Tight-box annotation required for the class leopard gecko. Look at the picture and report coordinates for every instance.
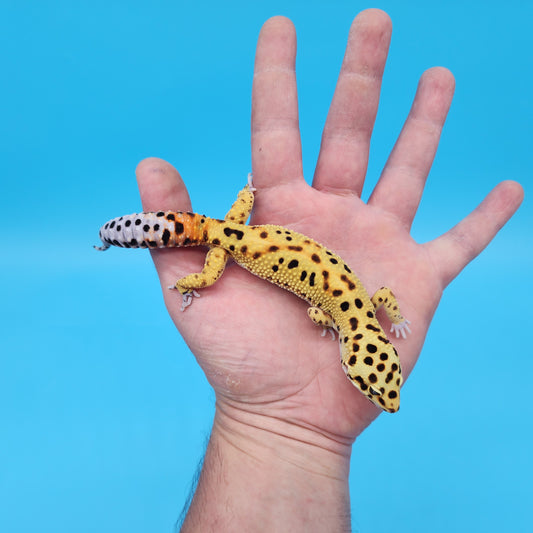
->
[95,178,411,412]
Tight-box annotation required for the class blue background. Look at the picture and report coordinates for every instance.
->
[1,1,531,532]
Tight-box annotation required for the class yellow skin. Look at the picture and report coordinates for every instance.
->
[98,183,411,411]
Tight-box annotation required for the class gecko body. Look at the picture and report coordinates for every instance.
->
[96,181,410,412]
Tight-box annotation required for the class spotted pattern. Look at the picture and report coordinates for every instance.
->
[96,183,410,412]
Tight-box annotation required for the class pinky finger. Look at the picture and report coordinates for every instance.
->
[425,180,524,287]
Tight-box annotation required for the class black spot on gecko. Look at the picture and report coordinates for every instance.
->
[332,290,343,297]
[385,372,393,384]
[366,324,381,332]
[349,317,358,331]
[364,356,374,365]
[153,224,160,231]
[355,377,368,391]
[369,373,378,384]
[309,273,316,286]
[269,245,279,252]
[229,245,235,251]
[272,265,279,272]
[366,344,377,353]
[378,336,389,344]
[348,355,357,365]
[388,391,398,399]
[148,240,157,247]
[322,270,329,278]
[156,211,165,217]
[175,222,184,234]
[311,254,321,263]
[116,225,121,231]
[161,229,171,246]
[380,353,388,361]
[376,363,386,372]
[278,257,284,264]
[241,245,248,253]
[285,236,293,241]
[341,275,356,290]
[166,213,175,221]
[288,260,299,269]
[367,311,374,318]
[130,239,138,246]
[340,302,350,311]
[354,333,363,340]
[343,264,352,274]
[300,271,307,281]
[260,231,268,238]
[109,221,116,229]
[125,220,131,227]
[329,258,338,265]
[253,252,261,259]
[288,245,303,251]
[352,343,360,352]
[391,363,399,371]
[135,219,142,226]
[143,224,150,232]
[354,298,363,309]
[223,227,244,240]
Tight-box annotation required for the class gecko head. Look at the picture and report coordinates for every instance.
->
[342,342,403,413]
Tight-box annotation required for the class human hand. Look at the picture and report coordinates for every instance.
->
[135,11,523,446]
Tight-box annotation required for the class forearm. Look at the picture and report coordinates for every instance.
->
[181,402,353,532]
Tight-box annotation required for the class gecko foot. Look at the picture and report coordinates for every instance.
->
[179,290,201,311]
[321,327,336,340]
[247,172,257,192]
[390,319,412,339]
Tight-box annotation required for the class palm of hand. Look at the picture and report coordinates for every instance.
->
[135,12,522,441]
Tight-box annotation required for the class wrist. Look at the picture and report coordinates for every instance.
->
[181,401,353,532]
[215,399,353,475]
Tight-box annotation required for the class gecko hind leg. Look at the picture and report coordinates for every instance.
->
[307,306,336,340]
[224,179,255,223]
[170,179,255,311]
[371,287,411,339]
[170,247,230,311]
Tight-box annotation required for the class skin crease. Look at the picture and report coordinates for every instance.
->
[132,10,523,531]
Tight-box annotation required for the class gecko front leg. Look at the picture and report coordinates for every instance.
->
[371,287,411,338]
[307,306,336,340]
